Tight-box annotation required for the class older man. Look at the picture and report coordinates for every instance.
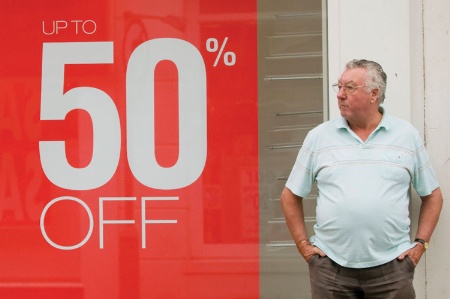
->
[281,59,443,299]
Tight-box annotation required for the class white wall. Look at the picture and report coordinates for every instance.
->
[327,1,449,297]
[422,0,450,297]
[327,0,414,121]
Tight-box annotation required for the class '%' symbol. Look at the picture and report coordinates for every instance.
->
[206,37,236,67]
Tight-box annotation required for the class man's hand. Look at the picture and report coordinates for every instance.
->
[297,240,327,262]
[397,243,426,266]
[398,187,443,267]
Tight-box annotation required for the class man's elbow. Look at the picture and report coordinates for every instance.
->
[422,187,443,209]
[280,187,302,204]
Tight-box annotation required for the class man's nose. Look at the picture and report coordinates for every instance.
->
[337,88,346,99]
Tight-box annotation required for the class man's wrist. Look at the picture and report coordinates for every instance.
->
[414,238,429,250]
[297,239,310,249]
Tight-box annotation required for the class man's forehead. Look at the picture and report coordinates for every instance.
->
[339,68,366,83]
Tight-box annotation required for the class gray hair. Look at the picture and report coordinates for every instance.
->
[345,59,387,103]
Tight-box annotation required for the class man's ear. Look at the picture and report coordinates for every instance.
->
[371,88,379,103]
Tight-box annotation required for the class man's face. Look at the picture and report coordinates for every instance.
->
[337,68,376,123]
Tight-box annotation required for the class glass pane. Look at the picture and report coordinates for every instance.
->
[258,0,327,298]
[0,0,326,298]
[1,1,259,298]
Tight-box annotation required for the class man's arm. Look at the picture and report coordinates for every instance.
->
[398,187,443,265]
[280,187,325,261]
[416,187,443,244]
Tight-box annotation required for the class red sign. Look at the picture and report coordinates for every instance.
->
[0,1,259,298]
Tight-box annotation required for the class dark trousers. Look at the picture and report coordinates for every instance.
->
[308,256,415,299]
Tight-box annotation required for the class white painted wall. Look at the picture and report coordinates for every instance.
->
[422,0,450,297]
[327,1,449,297]
[327,0,414,121]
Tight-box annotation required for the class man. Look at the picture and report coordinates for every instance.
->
[281,59,443,299]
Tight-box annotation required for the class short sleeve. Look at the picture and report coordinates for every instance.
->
[411,134,440,196]
[285,131,316,198]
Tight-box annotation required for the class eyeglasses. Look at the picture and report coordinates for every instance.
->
[332,83,366,95]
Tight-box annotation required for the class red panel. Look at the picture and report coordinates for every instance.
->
[0,0,259,298]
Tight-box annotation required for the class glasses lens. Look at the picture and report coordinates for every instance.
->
[345,85,360,94]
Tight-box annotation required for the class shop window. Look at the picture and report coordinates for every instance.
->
[258,1,328,298]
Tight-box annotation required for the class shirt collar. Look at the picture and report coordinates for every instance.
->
[335,106,390,131]
[377,106,390,130]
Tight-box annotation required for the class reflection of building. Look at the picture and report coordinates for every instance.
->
[258,1,325,298]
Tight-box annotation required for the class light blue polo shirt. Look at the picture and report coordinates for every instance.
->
[286,108,439,268]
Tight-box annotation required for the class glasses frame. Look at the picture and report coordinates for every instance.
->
[332,83,367,95]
